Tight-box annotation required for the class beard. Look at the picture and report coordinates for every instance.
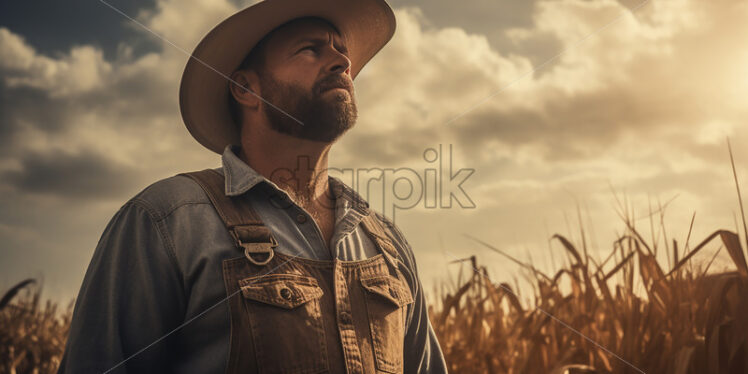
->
[259,73,357,142]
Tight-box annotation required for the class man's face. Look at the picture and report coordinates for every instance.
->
[253,18,357,143]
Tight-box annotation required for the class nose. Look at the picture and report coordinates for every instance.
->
[327,46,351,76]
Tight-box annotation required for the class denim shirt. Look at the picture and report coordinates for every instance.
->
[58,145,448,373]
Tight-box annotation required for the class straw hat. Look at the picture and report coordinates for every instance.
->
[179,0,396,154]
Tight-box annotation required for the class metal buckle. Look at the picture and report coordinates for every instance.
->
[240,236,278,266]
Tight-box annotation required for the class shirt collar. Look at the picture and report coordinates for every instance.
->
[221,144,267,196]
[220,144,370,217]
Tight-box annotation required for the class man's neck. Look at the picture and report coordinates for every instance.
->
[238,129,334,210]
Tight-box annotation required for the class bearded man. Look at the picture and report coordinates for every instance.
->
[58,0,448,373]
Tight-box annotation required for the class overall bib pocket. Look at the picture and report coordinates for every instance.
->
[239,273,328,374]
[360,274,414,374]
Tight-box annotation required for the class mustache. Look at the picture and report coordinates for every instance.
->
[316,74,354,95]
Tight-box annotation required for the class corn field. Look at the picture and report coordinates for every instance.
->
[0,280,72,373]
[3,218,748,373]
[429,215,748,374]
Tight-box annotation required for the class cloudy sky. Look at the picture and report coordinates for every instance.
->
[2,0,748,305]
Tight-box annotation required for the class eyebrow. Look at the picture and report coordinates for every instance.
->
[293,36,348,55]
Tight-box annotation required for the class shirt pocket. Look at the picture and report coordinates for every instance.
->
[360,274,415,374]
[239,273,328,374]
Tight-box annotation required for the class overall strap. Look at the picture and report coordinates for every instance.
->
[179,169,277,266]
[359,211,403,275]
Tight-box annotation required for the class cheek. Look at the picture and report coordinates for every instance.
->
[285,77,317,97]
[275,62,319,86]
[300,72,324,94]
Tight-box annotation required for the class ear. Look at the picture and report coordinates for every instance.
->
[229,69,261,110]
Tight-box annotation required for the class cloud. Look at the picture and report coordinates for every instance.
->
[1,149,139,199]
[1,0,748,301]
[0,28,112,96]
[389,0,553,66]
[141,0,238,49]
[0,0,160,60]
[0,2,223,179]
[341,0,748,170]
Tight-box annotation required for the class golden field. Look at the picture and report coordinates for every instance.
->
[3,195,748,373]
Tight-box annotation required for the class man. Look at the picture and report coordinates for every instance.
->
[59,0,449,373]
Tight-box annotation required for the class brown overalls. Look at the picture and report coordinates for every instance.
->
[182,170,415,374]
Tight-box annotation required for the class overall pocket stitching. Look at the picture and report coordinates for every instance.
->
[240,274,329,374]
[360,274,415,373]
[360,275,414,307]
[241,276,323,309]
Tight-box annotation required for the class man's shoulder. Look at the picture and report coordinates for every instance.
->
[369,210,414,256]
[367,210,422,293]
[126,168,221,221]
[370,210,398,235]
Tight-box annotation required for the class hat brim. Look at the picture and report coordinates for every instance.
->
[179,0,396,154]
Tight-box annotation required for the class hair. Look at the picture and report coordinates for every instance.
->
[227,33,272,130]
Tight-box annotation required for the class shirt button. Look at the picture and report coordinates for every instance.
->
[296,213,307,224]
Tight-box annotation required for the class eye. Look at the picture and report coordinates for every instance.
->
[297,45,317,54]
